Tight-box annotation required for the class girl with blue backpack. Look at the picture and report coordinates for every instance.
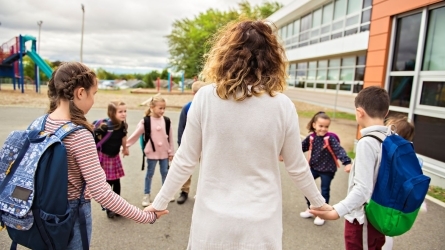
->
[93,101,129,219]
[21,62,167,249]
[300,111,352,226]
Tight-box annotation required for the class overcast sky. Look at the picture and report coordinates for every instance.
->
[0,0,292,74]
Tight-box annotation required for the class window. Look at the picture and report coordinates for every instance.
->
[422,6,445,71]
[363,0,373,8]
[361,9,371,23]
[340,68,354,81]
[301,14,312,32]
[357,55,366,66]
[322,3,334,24]
[293,20,300,36]
[328,69,340,80]
[296,62,307,88]
[355,67,365,81]
[388,76,413,108]
[287,23,294,38]
[289,55,364,93]
[334,0,347,20]
[312,8,322,27]
[347,0,361,14]
[413,115,445,162]
[280,0,373,49]
[385,5,445,171]
[420,81,445,107]
[392,13,422,71]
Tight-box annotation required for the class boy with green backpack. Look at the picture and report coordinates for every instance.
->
[310,86,430,249]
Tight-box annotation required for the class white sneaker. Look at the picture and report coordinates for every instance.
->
[142,194,151,207]
[170,197,175,202]
[314,216,325,226]
[300,209,314,218]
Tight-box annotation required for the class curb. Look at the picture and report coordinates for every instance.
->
[425,195,445,208]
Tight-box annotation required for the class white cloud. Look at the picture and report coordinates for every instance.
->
[0,0,293,74]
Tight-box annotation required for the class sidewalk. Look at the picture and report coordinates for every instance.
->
[284,87,357,114]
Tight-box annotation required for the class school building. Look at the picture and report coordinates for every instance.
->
[269,0,445,187]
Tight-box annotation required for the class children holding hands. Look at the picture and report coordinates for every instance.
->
[310,86,391,249]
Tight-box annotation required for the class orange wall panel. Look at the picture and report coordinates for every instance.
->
[368,33,390,52]
[369,17,391,36]
[366,50,387,67]
[364,66,386,83]
[372,0,442,20]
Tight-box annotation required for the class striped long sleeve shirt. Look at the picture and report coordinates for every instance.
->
[44,117,156,224]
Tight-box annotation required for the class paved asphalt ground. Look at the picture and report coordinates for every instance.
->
[0,107,444,250]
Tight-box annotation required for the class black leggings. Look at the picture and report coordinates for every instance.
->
[106,179,121,196]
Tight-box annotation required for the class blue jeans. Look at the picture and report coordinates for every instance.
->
[145,158,169,194]
[66,200,92,250]
[305,168,335,207]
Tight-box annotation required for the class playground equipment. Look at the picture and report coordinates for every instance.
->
[0,35,53,93]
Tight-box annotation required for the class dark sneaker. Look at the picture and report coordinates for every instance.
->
[176,191,188,205]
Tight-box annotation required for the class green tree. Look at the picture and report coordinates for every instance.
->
[23,56,53,83]
[166,1,282,78]
[96,68,117,80]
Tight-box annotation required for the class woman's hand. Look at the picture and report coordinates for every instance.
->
[309,209,340,220]
[144,205,169,219]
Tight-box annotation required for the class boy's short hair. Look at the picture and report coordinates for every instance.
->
[355,86,389,119]
[192,81,205,93]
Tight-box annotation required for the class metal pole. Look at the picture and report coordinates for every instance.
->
[37,21,42,53]
[333,82,341,120]
[37,21,42,93]
[80,4,85,63]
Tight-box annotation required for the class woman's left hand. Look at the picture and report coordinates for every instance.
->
[144,205,169,219]
[309,209,340,220]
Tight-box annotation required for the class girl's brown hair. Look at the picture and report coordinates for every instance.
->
[385,116,415,141]
[201,19,287,101]
[47,62,97,132]
[107,101,128,131]
[306,111,331,133]
[144,93,166,116]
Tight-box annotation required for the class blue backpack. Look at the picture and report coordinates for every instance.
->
[363,131,431,236]
[0,115,89,250]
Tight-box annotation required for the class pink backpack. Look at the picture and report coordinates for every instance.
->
[307,132,340,168]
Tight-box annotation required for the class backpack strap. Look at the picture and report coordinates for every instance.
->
[323,135,341,168]
[164,116,171,143]
[28,114,49,131]
[307,134,315,164]
[362,131,386,143]
[54,122,85,141]
[95,119,114,150]
[141,116,154,171]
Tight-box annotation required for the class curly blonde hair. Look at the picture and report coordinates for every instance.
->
[201,19,287,101]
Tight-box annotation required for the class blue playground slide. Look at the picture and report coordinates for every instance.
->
[26,50,52,78]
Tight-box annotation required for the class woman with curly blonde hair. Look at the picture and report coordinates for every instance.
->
[147,20,330,249]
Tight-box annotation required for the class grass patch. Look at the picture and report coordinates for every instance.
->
[428,186,445,203]
[347,151,356,159]
[297,110,356,121]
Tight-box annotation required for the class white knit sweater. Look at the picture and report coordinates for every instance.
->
[152,84,325,250]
